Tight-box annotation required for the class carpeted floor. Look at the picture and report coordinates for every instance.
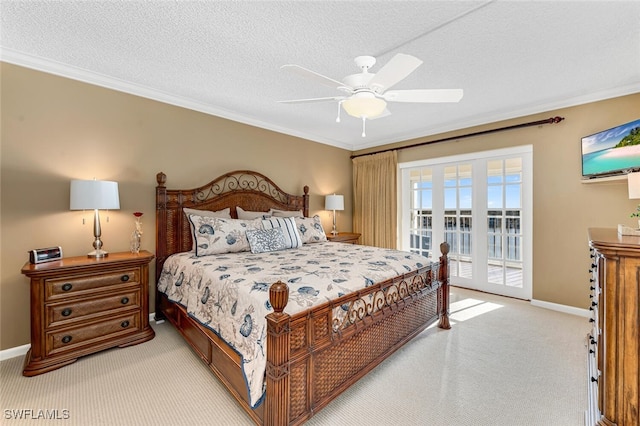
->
[0,288,590,425]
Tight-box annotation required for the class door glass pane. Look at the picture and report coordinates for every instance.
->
[442,164,473,280]
[487,158,523,288]
[409,168,432,258]
[505,185,521,208]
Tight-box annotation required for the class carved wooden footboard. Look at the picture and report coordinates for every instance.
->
[265,248,450,425]
[155,171,450,426]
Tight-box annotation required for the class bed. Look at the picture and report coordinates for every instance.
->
[154,170,450,426]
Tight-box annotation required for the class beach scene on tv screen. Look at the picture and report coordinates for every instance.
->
[582,118,640,176]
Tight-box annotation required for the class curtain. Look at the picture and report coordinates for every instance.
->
[352,151,397,248]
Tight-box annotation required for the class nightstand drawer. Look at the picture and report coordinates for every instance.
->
[326,232,361,244]
[46,312,141,357]
[46,269,140,300]
[46,289,140,328]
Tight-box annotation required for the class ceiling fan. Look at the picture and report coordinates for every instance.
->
[278,53,463,137]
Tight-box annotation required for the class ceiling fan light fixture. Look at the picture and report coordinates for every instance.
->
[341,96,387,119]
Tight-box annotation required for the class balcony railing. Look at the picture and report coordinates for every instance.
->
[410,209,521,261]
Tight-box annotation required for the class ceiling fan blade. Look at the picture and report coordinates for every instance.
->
[281,64,346,90]
[383,89,464,103]
[278,96,345,104]
[368,53,423,93]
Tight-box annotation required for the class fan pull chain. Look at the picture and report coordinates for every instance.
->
[361,116,367,137]
[336,101,342,123]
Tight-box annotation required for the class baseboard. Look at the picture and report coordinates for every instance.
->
[0,313,161,361]
[531,299,590,318]
[0,344,30,361]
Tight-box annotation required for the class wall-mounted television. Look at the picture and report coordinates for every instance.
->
[581,118,640,179]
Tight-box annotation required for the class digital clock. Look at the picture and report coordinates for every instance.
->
[29,246,63,264]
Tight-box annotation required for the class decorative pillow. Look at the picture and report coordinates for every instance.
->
[236,206,270,220]
[269,208,304,218]
[262,217,303,249]
[295,215,328,244]
[188,215,262,256]
[184,207,232,251]
[246,228,287,254]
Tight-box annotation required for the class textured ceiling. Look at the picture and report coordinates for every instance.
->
[1,1,639,151]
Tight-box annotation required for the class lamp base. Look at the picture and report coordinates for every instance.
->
[87,249,109,258]
[331,229,338,235]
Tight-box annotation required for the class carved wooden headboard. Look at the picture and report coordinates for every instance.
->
[155,170,310,282]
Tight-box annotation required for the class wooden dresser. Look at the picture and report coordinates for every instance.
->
[587,228,639,426]
[21,251,155,376]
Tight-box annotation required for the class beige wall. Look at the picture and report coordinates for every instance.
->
[0,63,353,350]
[354,92,640,309]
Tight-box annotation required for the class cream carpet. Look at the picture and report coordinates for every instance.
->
[0,288,590,425]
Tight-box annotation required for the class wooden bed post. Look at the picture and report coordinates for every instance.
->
[264,281,291,426]
[155,172,168,322]
[438,241,451,329]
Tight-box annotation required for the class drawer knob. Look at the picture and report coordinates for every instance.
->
[61,308,72,317]
[121,320,130,328]
[121,297,129,305]
[121,275,130,282]
[591,376,598,383]
[61,335,72,344]
[62,283,73,291]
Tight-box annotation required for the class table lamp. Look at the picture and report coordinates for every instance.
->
[325,194,344,235]
[70,179,120,257]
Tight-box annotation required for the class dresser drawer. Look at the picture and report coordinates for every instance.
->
[46,312,141,357]
[46,269,140,301]
[46,289,140,328]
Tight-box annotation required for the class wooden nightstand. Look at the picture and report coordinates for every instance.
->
[326,232,361,244]
[21,251,155,376]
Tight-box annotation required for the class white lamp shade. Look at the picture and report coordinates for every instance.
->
[342,96,387,119]
[70,180,120,210]
[629,172,640,199]
[325,194,344,211]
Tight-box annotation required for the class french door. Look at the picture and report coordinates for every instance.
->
[400,146,532,300]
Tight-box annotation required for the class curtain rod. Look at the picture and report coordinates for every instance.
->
[350,116,565,159]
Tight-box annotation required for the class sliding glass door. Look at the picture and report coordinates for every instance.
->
[400,146,532,300]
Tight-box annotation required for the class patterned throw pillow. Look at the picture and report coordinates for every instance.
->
[184,207,232,251]
[262,217,303,249]
[246,228,287,254]
[295,215,328,244]
[188,215,262,256]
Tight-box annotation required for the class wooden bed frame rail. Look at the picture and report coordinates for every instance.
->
[155,171,450,426]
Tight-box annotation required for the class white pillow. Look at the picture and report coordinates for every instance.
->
[269,208,304,218]
[262,217,303,249]
[295,215,328,244]
[236,206,270,220]
[184,207,231,219]
[188,215,262,256]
